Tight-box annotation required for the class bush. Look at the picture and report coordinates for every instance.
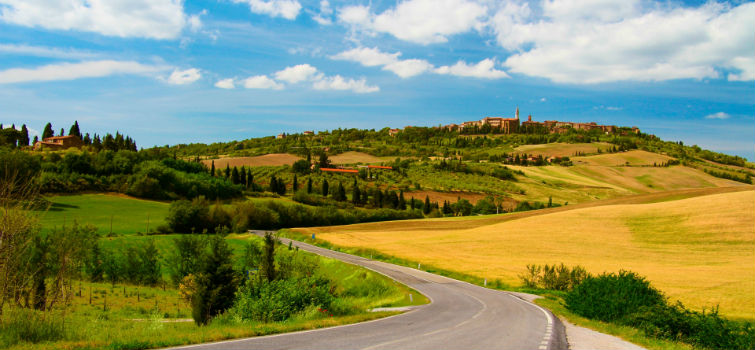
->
[231,276,334,322]
[166,198,211,233]
[626,302,755,350]
[565,270,665,322]
[519,263,589,291]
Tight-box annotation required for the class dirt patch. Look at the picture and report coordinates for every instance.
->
[201,153,302,168]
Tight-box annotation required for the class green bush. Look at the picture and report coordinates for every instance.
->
[520,263,589,291]
[626,303,755,350]
[0,309,68,347]
[565,270,665,322]
[231,276,335,322]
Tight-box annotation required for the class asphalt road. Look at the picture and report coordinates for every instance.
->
[170,231,567,350]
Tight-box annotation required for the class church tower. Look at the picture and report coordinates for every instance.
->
[515,107,519,120]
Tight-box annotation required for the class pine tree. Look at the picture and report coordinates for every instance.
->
[292,175,298,192]
[224,164,230,179]
[42,122,54,139]
[83,133,92,145]
[423,195,431,215]
[59,128,65,136]
[68,120,81,138]
[321,179,329,197]
[19,124,29,146]
[210,160,216,177]
[32,135,38,144]
[307,177,313,193]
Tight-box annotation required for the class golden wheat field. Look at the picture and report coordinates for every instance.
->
[299,190,755,320]
[329,151,388,164]
[572,150,675,167]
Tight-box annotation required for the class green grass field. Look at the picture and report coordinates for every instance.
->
[36,194,169,235]
[2,234,427,350]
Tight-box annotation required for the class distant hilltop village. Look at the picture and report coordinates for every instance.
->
[435,107,639,135]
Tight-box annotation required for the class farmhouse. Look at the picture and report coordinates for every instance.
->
[33,135,83,150]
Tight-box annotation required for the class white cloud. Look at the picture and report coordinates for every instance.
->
[383,59,433,78]
[338,0,487,44]
[0,60,168,84]
[214,78,235,89]
[233,0,301,20]
[274,64,320,83]
[166,68,201,85]
[337,5,370,26]
[243,75,284,90]
[0,43,99,59]
[311,0,333,25]
[435,59,509,79]
[331,46,432,78]
[540,97,547,102]
[705,112,730,120]
[495,1,755,83]
[0,0,192,39]
[330,47,400,67]
[312,75,378,93]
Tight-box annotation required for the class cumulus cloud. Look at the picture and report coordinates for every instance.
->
[274,64,320,83]
[214,78,235,89]
[331,47,400,67]
[312,75,379,93]
[494,1,755,83]
[0,0,194,39]
[332,46,507,80]
[435,59,509,79]
[338,0,487,44]
[233,0,301,20]
[0,60,168,84]
[243,75,284,90]
[383,59,433,78]
[166,68,201,85]
[705,112,730,120]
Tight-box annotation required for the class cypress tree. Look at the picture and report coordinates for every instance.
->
[19,124,29,146]
[247,169,254,190]
[398,190,406,210]
[410,196,415,210]
[321,179,329,197]
[269,176,278,193]
[42,122,54,139]
[337,182,346,201]
[261,232,276,282]
[192,235,237,326]
[292,175,298,192]
[210,160,216,177]
[307,177,313,193]
[231,166,240,185]
[59,128,65,136]
[32,135,38,144]
[224,164,230,179]
[423,195,431,214]
[68,121,81,138]
[83,133,91,145]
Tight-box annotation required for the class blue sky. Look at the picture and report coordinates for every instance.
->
[0,0,753,160]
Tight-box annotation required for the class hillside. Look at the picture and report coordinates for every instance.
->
[296,187,755,320]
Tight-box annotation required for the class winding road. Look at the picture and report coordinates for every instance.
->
[170,232,568,350]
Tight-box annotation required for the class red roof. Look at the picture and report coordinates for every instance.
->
[367,165,393,169]
[321,168,359,173]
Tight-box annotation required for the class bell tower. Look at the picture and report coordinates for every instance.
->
[515,107,519,120]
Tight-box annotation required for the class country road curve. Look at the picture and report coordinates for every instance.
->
[168,231,568,350]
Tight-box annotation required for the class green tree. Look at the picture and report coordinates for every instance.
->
[231,166,240,185]
[19,124,29,146]
[423,195,431,214]
[167,235,207,286]
[139,239,161,286]
[318,152,331,168]
[68,121,81,138]
[210,160,215,177]
[85,242,104,282]
[398,190,406,210]
[192,235,238,325]
[321,179,329,197]
[260,232,276,282]
[42,122,54,139]
[307,177,313,193]
[292,175,298,192]
[336,182,346,201]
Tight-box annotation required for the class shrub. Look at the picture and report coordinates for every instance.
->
[565,270,665,322]
[519,263,589,291]
[231,276,334,322]
[626,302,755,350]
[166,197,211,233]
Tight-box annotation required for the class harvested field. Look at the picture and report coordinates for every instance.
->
[330,151,385,164]
[201,153,302,168]
[515,142,612,157]
[572,150,675,167]
[404,190,517,208]
[297,187,755,320]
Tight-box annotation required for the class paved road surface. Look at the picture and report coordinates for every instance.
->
[169,231,567,350]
